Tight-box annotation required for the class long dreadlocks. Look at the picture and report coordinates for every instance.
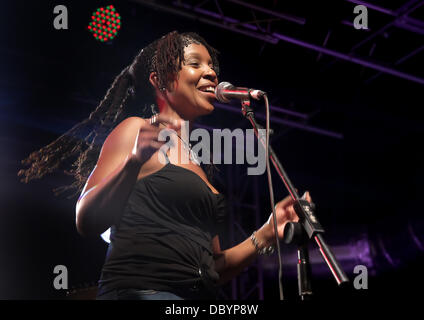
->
[18,31,220,199]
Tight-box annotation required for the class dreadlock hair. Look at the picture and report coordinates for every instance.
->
[18,31,220,199]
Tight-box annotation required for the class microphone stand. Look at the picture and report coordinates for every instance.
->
[283,218,313,300]
[240,98,349,299]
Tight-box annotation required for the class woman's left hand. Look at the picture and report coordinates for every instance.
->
[266,191,312,241]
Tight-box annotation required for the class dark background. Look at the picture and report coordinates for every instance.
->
[0,0,423,300]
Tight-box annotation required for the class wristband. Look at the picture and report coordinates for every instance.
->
[250,231,275,256]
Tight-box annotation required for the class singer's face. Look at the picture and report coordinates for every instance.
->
[166,43,218,120]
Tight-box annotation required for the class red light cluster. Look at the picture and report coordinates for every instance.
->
[87,5,121,42]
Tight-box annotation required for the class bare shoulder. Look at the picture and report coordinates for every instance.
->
[97,116,149,163]
[102,117,146,147]
[111,116,147,135]
[120,116,147,127]
[81,117,147,193]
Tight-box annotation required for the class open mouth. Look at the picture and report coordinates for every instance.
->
[197,85,216,96]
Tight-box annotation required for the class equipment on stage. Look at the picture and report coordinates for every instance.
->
[215,82,266,103]
[218,80,349,300]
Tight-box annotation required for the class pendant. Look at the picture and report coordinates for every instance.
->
[190,149,200,166]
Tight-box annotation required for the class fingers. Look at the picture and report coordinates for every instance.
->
[275,194,295,210]
[273,192,314,235]
[133,115,182,165]
[148,140,165,150]
[139,122,176,141]
[138,114,183,150]
[304,191,312,203]
[136,130,166,151]
[151,114,182,129]
[157,114,180,127]
[287,205,298,222]
[138,130,161,141]
[276,191,313,213]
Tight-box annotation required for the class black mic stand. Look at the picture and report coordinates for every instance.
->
[240,98,349,300]
[283,218,313,300]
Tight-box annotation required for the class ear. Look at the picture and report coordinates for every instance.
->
[149,72,168,102]
[149,72,160,90]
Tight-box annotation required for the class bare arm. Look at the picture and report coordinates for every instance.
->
[75,114,180,237]
[213,192,312,284]
[212,225,274,285]
[75,117,145,237]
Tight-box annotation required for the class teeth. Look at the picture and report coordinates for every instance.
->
[199,86,215,93]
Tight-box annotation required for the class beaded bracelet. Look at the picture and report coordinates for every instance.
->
[250,231,275,256]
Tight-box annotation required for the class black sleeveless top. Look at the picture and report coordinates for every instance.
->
[97,162,227,299]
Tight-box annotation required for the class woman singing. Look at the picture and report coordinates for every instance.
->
[18,31,311,300]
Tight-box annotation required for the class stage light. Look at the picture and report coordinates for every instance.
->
[87,5,121,43]
[101,228,111,244]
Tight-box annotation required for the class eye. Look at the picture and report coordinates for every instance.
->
[186,60,200,67]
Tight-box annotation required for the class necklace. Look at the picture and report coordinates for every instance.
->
[158,122,200,166]
[177,134,201,166]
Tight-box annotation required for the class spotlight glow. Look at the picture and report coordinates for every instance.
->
[101,228,111,243]
[87,5,121,42]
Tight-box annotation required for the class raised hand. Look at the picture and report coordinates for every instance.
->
[268,191,313,240]
[131,114,181,165]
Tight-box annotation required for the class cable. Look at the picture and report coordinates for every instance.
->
[263,94,284,300]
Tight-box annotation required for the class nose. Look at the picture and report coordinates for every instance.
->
[203,65,217,83]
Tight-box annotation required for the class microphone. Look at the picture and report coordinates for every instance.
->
[214,82,266,103]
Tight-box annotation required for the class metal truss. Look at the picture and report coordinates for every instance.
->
[344,0,424,83]
[213,102,343,140]
[132,0,424,85]
[218,160,265,300]
[71,93,343,140]
[347,0,424,35]
[70,93,343,300]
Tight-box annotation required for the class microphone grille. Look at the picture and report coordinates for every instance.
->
[215,82,232,103]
